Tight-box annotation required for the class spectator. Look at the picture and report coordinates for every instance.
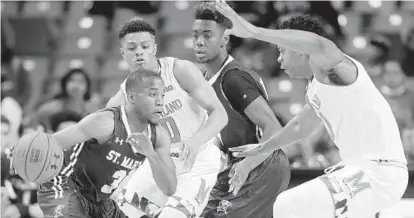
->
[0,73,23,148]
[366,35,391,81]
[26,68,100,131]
[1,115,12,152]
[401,27,414,77]
[49,110,82,132]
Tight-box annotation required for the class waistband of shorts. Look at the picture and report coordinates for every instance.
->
[370,159,407,169]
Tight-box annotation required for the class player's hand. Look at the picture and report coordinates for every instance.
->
[228,160,250,195]
[214,1,257,38]
[126,132,156,157]
[229,143,265,157]
[179,141,200,171]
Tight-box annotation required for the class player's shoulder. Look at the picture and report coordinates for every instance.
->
[222,67,261,86]
[88,107,117,123]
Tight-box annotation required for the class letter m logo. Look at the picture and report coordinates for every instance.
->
[344,171,371,196]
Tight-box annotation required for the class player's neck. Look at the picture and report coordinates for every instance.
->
[124,105,149,133]
[205,50,229,77]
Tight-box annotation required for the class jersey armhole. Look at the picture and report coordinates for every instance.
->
[169,58,190,98]
[120,80,128,103]
[151,124,157,148]
[94,108,118,144]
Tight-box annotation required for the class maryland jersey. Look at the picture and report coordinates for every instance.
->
[306,54,407,164]
[121,57,208,156]
[61,106,156,202]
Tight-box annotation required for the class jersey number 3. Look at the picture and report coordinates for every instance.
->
[159,117,181,143]
[101,170,127,194]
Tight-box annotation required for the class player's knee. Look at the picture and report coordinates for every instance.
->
[273,191,297,217]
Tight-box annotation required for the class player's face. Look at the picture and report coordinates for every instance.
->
[192,20,225,63]
[66,72,87,98]
[278,46,312,79]
[133,77,165,124]
[120,32,158,72]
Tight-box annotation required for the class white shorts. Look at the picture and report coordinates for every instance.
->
[118,140,223,217]
[273,160,408,218]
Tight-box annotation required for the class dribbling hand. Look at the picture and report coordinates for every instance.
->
[126,132,156,157]
[214,1,257,39]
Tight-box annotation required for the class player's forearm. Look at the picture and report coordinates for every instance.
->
[188,105,228,149]
[252,27,326,55]
[243,124,281,170]
[147,154,177,196]
[260,115,313,154]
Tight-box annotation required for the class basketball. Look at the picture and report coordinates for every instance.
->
[12,131,64,184]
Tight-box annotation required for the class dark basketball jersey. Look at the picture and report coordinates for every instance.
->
[66,106,157,202]
[210,58,268,159]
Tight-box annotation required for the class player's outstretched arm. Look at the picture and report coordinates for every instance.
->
[230,104,321,157]
[148,125,177,196]
[215,2,344,70]
[174,60,228,157]
[51,111,115,150]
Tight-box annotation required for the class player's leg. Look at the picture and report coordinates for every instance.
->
[37,177,88,218]
[273,161,409,218]
[319,161,408,218]
[272,176,334,218]
[202,150,290,218]
[157,143,222,218]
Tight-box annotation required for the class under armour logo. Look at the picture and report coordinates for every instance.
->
[217,200,232,214]
[115,137,124,145]
[53,205,65,218]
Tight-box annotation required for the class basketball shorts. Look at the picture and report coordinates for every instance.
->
[118,140,222,218]
[201,150,290,218]
[37,178,88,218]
[272,160,408,218]
[38,176,129,218]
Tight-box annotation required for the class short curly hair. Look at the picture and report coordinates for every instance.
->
[194,2,233,29]
[279,15,326,37]
[118,19,156,40]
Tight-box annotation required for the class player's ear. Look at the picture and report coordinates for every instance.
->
[222,30,230,48]
[154,44,158,56]
[127,92,135,103]
[120,48,125,57]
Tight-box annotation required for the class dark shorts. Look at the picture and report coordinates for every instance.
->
[37,178,87,218]
[37,177,128,218]
[202,150,291,218]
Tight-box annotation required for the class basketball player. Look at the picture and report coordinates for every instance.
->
[191,3,290,217]
[106,19,228,218]
[216,3,409,218]
[37,70,177,218]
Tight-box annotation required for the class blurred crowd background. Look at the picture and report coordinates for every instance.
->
[1,1,414,217]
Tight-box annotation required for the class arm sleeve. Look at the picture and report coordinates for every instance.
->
[221,69,263,114]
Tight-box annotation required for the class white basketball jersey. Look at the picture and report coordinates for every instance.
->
[121,57,208,151]
[306,54,407,164]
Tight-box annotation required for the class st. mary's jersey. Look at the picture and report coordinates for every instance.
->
[62,106,156,202]
[208,56,269,157]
